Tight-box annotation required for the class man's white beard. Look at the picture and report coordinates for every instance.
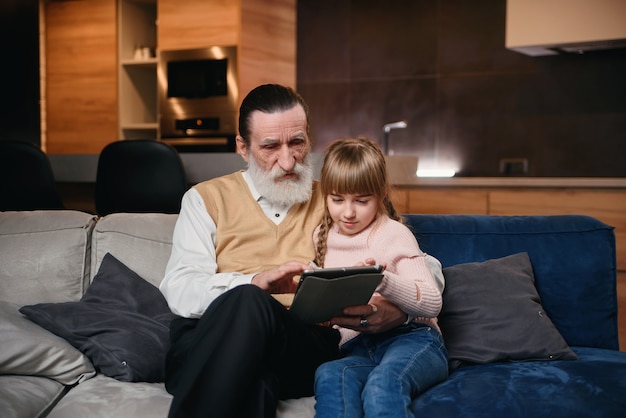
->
[247,153,314,207]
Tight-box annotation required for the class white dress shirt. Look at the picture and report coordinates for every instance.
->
[159,171,291,318]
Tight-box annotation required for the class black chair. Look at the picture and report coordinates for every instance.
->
[95,140,188,216]
[0,140,65,211]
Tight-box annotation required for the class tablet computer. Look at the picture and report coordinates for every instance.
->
[290,265,384,323]
[295,265,383,292]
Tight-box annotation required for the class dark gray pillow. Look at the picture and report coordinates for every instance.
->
[20,253,177,382]
[439,252,578,370]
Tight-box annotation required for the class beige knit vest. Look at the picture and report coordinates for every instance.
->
[194,171,324,274]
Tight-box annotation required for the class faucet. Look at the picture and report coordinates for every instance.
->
[382,120,407,155]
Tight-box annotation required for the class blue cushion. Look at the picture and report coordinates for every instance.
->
[412,347,626,417]
[404,214,618,350]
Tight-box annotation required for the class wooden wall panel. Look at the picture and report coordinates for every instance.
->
[489,190,626,271]
[389,187,409,214]
[239,0,296,97]
[45,0,117,154]
[407,189,489,215]
[158,0,239,50]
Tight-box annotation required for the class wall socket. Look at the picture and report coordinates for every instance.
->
[499,158,529,175]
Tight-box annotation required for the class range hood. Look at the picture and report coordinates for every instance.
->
[506,0,626,56]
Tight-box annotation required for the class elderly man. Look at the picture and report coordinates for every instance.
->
[160,84,407,418]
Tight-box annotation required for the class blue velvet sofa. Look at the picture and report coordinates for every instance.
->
[1,210,625,418]
[404,214,626,417]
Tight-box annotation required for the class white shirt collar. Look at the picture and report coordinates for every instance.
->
[242,170,262,202]
[241,170,290,224]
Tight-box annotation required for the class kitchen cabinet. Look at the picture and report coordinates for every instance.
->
[158,0,296,98]
[47,0,158,144]
[44,0,118,154]
[119,0,296,140]
[44,0,296,150]
[158,0,239,50]
[407,189,489,215]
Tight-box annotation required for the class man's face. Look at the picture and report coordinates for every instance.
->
[237,104,310,173]
[236,105,314,206]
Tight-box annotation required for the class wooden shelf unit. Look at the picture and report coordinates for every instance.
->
[118,0,158,140]
[44,0,296,151]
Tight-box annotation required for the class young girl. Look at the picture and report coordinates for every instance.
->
[312,136,448,418]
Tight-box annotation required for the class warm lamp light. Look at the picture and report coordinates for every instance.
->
[416,168,456,178]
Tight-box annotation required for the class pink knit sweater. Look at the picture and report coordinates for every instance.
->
[315,215,443,346]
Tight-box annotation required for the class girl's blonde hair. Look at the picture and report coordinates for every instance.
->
[314,136,401,266]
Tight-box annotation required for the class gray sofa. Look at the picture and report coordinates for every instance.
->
[1,210,626,418]
[1,210,314,418]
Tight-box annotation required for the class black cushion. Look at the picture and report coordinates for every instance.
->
[438,252,578,370]
[20,253,177,382]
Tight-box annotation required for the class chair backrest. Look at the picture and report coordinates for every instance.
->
[0,140,65,211]
[95,140,188,216]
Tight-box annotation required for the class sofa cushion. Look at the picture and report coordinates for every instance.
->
[91,212,177,288]
[0,301,95,385]
[47,374,319,418]
[439,252,578,369]
[46,375,172,418]
[0,210,95,305]
[0,375,68,418]
[46,374,318,418]
[412,347,626,417]
[20,253,177,383]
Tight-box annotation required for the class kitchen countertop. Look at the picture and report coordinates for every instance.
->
[393,177,626,188]
[48,153,626,189]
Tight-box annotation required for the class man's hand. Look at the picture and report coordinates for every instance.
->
[251,261,309,294]
[330,294,406,333]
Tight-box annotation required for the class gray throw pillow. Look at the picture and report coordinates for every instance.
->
[0,300,95,385]
[439,252,578,370]
[20,253,177,382]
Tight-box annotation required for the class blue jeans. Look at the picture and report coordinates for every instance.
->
[314,323,448,418]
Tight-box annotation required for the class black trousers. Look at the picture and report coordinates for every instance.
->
[165,285,341,418]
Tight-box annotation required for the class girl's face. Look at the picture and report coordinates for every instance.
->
[327,192,378,236]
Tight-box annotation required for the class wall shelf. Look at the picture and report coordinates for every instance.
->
[118,0,157,139]
[121,123,159,130]
[121,58,158,67]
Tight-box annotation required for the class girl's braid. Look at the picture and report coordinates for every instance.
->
[383,195,403,223]
[314,212,333,267]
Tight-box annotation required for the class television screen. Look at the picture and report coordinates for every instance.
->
[167,59,228,99]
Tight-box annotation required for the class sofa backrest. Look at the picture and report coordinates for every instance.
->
[0,210,96,305]
[404,214,618,351]
[90,213,178,288]
[1,211,617,351]
[0,211,177,306]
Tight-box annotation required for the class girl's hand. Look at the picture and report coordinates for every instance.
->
[355,258,387,271]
